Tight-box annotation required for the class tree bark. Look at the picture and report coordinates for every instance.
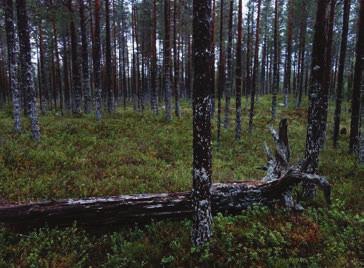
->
[105,0,114,113]
[150,0,158,114]
[235,0,243,140]
[164,0,172,121]
[5,0,21,133]
[304,0,330,173]
[349,0,364,154]
[80,0,92,114]
[283,0,293,108]
[16,0,41,141]
[224,0,234,129]
[272,0,279,120]
[68,0,82,115]
[192,0,213,246]
[217,0,225,146]
[94,0,102,120]
[248,0,262,133]
[333,0,351,147]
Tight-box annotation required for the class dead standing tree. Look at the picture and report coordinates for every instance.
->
[0,119,331,231]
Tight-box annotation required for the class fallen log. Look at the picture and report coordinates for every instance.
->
[0,119,331,230]
[0,170,330,230]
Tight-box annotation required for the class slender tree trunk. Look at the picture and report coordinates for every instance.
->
[94,0,102,120]
[217,0,225,146]
[235,0,243,140]
[349,0,364,154]
[105,0,114,113]
[248,0,262,133]
[296,0,307,109]
[52,18,63,115]
[304,0,330,173]
[283,0,293,108]
[150,0,158,114]
[224,0,234,129]
[272,0,279,120]
[192,0,213,246]
[164,0,172,121]
[173,0,181,117]
[16,0,41,141]
[210,0,216,116]
[320,0,336,147]
[5,0,21,133]
[68,0,82,115]
[333,0,351,147]
[80,0,91,113]
[38,22,48,114]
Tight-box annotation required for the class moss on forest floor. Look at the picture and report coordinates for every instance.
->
[0,96,363,267]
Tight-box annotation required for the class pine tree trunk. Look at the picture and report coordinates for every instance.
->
[173,0,181,117]
[62,35,71,112]
[320,0,336,148]
[39,22,48,114]
[94,0,102,120]
[16,0,41,141]
[304,0,330,174]
[235,0,243,140]
[272,0,279,120]
[217,0,225,146]
[333,0,351,147]
[248,0,262,134]
[150,0,158,114]
[68,0,82,115]
[349,0,364,154]
[283,0,293,108]
[164,0,172,121]
[192,0,213,246]
[224,0,234,129]
[5,0,21,133]
[296,0,307,109]
[105,0,114,113]
[80,0,91,114]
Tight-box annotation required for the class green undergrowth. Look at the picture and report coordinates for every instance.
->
[0,96,363,267]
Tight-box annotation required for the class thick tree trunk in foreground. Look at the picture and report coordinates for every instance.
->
[333,0,351,147]
[305,0,329,172]
[349,0,364,154]
[192,0,213,246]
[5,0,21,133]
[16,0,41,141]
[0,119,331,231]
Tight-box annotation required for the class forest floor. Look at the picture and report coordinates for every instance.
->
[0,96,363,267]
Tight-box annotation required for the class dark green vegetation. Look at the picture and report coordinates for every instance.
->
[0,97,363,267]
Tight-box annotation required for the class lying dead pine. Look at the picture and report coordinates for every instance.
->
[0,119,330,230]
